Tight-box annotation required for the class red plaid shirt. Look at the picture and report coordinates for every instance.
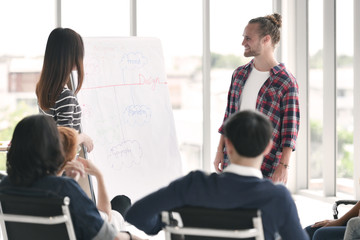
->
[219,60,300,177]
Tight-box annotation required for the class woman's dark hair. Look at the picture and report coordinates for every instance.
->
[223,110,273,157]
[6,115,64,186]
[249,13,282,47]
[36,28,84,110]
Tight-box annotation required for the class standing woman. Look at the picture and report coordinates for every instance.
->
[36,28,93,151]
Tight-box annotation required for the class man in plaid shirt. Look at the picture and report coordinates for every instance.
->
[214,13,300,183]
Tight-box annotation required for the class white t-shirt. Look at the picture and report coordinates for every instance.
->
[99,209,126,232]
[240,67,270,111]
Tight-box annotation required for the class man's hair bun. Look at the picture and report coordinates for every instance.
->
[266,13,282,28]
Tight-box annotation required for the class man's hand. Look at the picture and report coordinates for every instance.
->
[271,165,288,183]
[78,133,94,153]
[311,219,341,228]
[272,147,292,183]
[214,150,224,173]
[214,135,226,173]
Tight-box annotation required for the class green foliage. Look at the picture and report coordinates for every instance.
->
[310,120,322,142]
[0,100,38,171]
[309,49,353,69]
[337,55,353,68]
[309,120,323,178]
[309,50,323,69]
[338,129,353,150]
[0,153,5,170]
[337,128,354,178]
[338,150,353,178]
[211,52,247,69]
[310,119,354,178]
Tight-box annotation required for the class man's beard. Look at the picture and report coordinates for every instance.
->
[244,49,260,57]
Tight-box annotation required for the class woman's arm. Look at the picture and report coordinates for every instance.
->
[77,157,111,221]
[312,201,360,228]
[59,160,86,181]
[54,88,80,130]
[77,133,94,152]
[337,201,360,225]
[213,134,225,173]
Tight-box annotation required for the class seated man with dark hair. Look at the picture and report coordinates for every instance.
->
[125,110,309,240]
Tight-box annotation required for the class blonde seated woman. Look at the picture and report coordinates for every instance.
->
[58,126,131,232]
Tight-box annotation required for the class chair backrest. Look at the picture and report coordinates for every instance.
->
[162,206,264,240]
[0,193,76,240]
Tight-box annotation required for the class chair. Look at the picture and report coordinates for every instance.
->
[333,199,358,219]
[0,193,76,240]
[161,206,265,240]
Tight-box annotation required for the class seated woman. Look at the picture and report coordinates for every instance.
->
[58,126,131,231]
[0,114,144,240]
[305,201,360,240]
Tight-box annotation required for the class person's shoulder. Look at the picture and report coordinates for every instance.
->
[40,176,79,190]
[58,87,75,98]
[179,170,219,185]
[57,176,81,187]
[273,63,297,83]
[190,170,220,178]
[249,179,291,197]
[185,170,211,179]
[0,176,68,187]
[233,61,252,73]
[37,175,72,185]
[271,182,294,200]
[0,176,74,197]
[48,176,91,201]
[272,181,289,190]
[56,88,77,105]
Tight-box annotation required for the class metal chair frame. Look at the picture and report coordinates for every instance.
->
[162,207,265,240]
[0,195,76,240]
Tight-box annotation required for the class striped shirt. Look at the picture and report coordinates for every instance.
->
[39,88,82,131]
[219,60,300,178]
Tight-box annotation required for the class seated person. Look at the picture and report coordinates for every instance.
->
[344,216,360,240]
[0,114,144,240]
[305,200,360,240]
[58,126,130,231]
[125,110,309,240]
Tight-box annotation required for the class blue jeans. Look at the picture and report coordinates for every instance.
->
[305,225,345,240]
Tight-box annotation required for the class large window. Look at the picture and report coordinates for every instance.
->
[307,0,356,198]
[0,0,53,169]
[336,0,354,196]
[62,0,129,36]
[308,0,324,193]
